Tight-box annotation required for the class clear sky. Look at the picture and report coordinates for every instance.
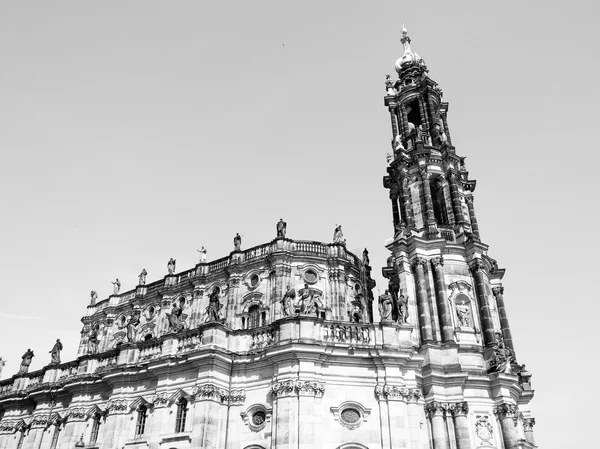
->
[0,1,597,447]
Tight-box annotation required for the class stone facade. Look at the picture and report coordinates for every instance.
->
[0,26,536,449]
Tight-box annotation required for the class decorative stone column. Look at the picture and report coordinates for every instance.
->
[464,195,480,239]
[391,191,401,228]
[425,402,449,449]
[400,175,415,228]
[439,175,455,227]
[296,380,325,448]
[492,287,515,354]
[446,169,464,225]
[389,106,400,139]
[523,418,536,446]
[412,258,434,343]
[449,402,471,449]
[494,403,518,449]
[430,257,454,343]
[420,168,438,236]
[469,259,495,347]
[400,104,410,142]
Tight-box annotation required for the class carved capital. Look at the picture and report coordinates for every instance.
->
[430,257,444,269]
[374,385,421,403]
[493,403,518,418]
[492,287,504,297]
[465,195,474,204]
[469,258,486,274]
[270,380,325,398]
[523,418,536,430]
[411,257,428,271]
[193,384,228,403]
[446,169,458,181]
[424,401,449,418]
[419,167,430,180]
[449,401,469,417]
[222,388,246,405]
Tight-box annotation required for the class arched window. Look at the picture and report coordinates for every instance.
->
[431,178,449,226]
[175,398,187,433]
[248,306,260,329]
[135,405,147,437]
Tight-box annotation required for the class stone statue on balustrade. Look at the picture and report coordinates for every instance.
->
[18,349,34,374]
[138,269,147,286]
[111,278,121,295]
[49,339,63,365]
[90,290,98,305]
[385,74,396,95]
[362,248,370,266]
[396,290,409,324]
[197,246,207,263]
[432,119,448,146]
[205,288,223,323]
[489,332,514,374]
[297,284,315,314]
[379,290,394,322]
[276,219,287,238]
[167,302,187,333]
[167,258,176,275]
[280,285,295,317]
[233,233,242,251]
[333,225,345,245]
[88,324,100,354]
[456,301,470,327]
[126,312,141,342]
[393,134,404,152]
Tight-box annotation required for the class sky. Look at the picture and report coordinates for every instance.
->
[0,1,598,447]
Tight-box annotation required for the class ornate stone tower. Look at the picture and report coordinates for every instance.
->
[381,25,537,448]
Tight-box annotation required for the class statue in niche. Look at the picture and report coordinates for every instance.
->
[88,324,100,354]
[280,285,295,317]
[432,120,448,146]
[456,300,471,327]
[276,219,287,238]
[167,302,187,333]
[90,290,98,305]
[49,339,63,365]
[206,288,223,322]
[197,246,207,263]
[397,290,409,323]
[126,312,141,342]
[333,225,345,245]
[167,258,176,275]
[489,332,514,374]
[112,278,121,295]
[379,290,394,322]
[138,269,147,286]
[18,349,34,374]
[349,301,363,323]
[233,233,242,251]
[297,283,313,313]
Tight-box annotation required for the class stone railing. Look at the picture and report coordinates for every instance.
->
[322,323,373,345]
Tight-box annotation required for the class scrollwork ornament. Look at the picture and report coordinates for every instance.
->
[430,257,444,269]
[469,258,486,274]
[424,401,448,418]
[449,402,469,416]
[494,403,518,418]
[475,415,494,445]
[270,380,296,398]
[152,393,170,408]
[193,384,227,402]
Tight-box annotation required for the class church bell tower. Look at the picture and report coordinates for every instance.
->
[381,25,538,448]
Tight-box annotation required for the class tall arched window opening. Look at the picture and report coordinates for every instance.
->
[135,405,148,437]
[175,398,187,433]
[248,306,260,329]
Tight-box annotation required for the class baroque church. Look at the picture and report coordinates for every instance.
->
[0,27,537,449]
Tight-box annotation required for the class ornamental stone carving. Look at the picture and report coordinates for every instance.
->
[193,384,228,402]
[330,401,371,430]
[424,401,449,417]
[469,258,486,274]
[107,399,129,414]
[494,403,518,419]
[449,402,469,416]
[30,415,50,428]
[430,257,444,269]
[374,384,421,402]
[222,389,246,405]
[270,380,325,398]
[523,418,536,430]
[67,408,87,422]
[152,393,170,408]
[0,421,16,434]
[411,257,428,271]
[475,415,494,445]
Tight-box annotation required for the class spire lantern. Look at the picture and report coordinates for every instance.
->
[394,23,427,77]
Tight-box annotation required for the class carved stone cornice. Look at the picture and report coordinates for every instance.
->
[374,385,421,403]
[493,403,518,418]
[222,389,246,405]
[192,384,246,405]
[449,402,469,417]
[430,257,444,269]
[523,418,536,430]
[469,258,486,274]
[411,257,428,271]
[270,380,325,398]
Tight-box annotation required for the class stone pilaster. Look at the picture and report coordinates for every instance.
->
[391,191,401,228]
[464,195,480,239]
[430,257,454,343]
[424,402,449,449]
[389,106,399,139]
[412,258,434,342]
[420,168,438,236]
[192,384,232,449]
[492,287,515,354]
[494,403,518,449]
[400,175,415,228]
[469,259,495,347]
[449,402,471,449]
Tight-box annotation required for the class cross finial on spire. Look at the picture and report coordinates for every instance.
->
[400,22,412,51]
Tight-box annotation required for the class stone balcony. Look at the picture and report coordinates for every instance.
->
[0,317,413,400]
